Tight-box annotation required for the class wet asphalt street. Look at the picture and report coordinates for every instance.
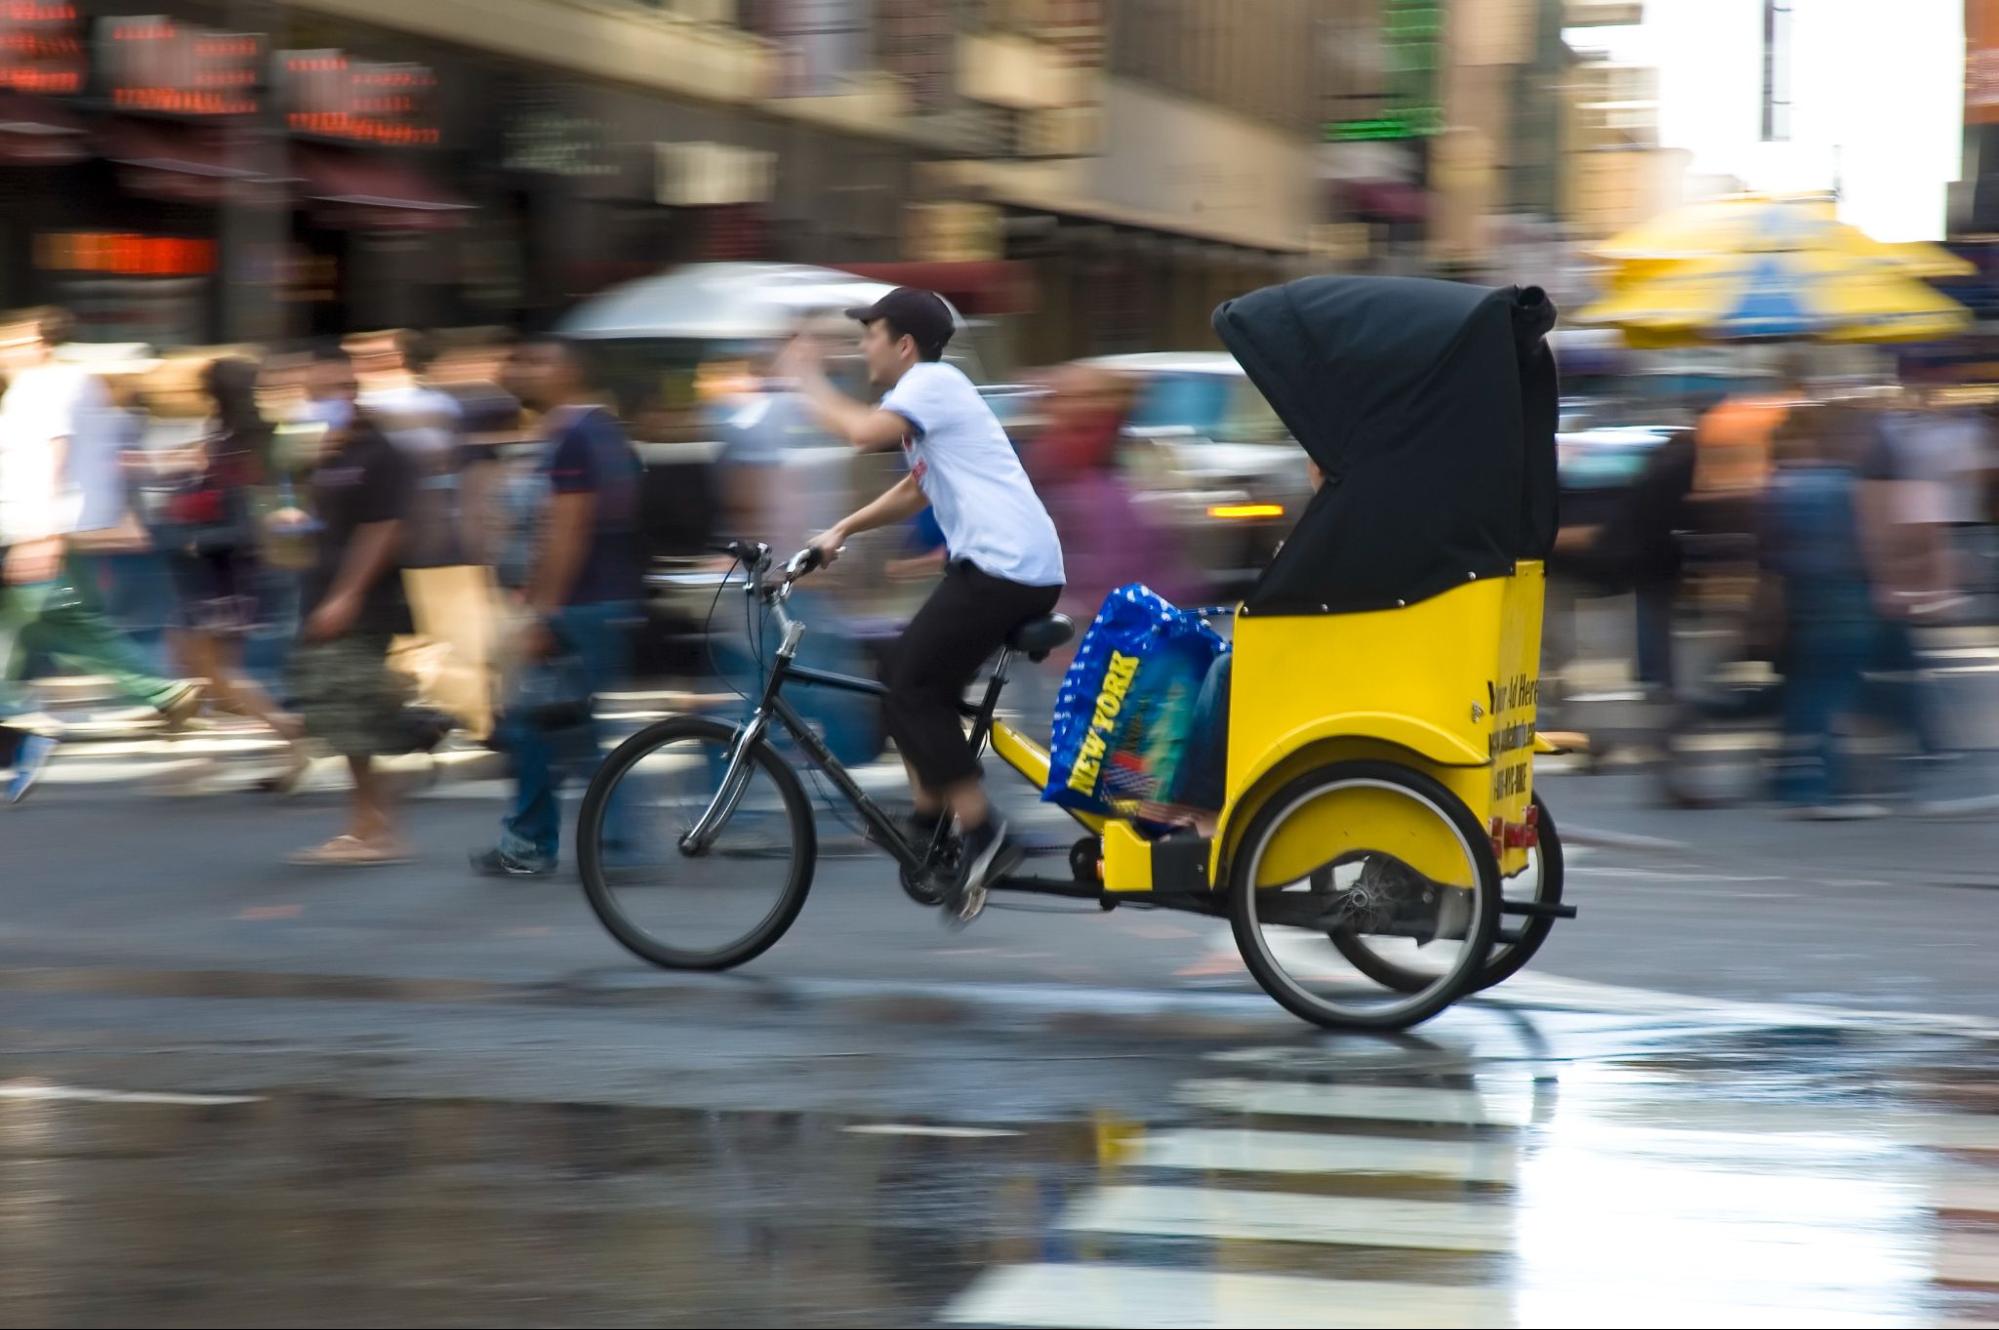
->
[7,773,1999,1327]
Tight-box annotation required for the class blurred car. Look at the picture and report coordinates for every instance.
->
[1080,352,1312,597]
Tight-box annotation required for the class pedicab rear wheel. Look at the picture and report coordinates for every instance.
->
[1329,792,1563,994]
[1229,761,1501,1032]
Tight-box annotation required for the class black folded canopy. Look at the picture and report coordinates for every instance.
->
[1212,276,1559,616]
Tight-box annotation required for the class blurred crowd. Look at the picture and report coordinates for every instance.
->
[1546,358,1999,819]
[5,295,1999,845]
[0,302,1222,870]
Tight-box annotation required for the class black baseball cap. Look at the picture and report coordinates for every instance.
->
[845,287,954,358]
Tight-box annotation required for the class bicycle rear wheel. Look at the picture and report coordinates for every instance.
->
[578,715,815,971]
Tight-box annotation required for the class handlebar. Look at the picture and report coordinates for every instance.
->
[711,539,833,604]
[782,545,824,581]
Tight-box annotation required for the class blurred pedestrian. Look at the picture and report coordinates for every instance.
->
[710,345,879,766]
[472,335,642,878]
[157,356,311,789]
[0,308,198,803]
[427,334,523,569]
[1030,366,1193,625]
[285,352,417,865]
[1760,399,1883,819]
[1857,379,1999,815]
[349,329,466,569]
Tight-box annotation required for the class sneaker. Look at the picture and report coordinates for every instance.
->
[942,819,1023,928]
[154,682,204,733]
[4,732,58,805]
[469,846,558,878]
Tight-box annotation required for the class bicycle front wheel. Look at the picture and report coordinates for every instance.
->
[578,715,815,971]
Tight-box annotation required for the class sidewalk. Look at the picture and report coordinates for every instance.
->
[3,674,1084,850]
[16,670,1998,885]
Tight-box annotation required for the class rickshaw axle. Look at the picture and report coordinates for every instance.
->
[1501,898,1578,921]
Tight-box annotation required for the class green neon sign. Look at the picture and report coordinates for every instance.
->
[1324,0,1441,142]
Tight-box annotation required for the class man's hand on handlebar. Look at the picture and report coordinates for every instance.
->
[805,527,846,570]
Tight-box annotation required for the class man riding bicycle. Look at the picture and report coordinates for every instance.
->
[778,288,1065,925]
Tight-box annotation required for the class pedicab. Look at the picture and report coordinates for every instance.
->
[576,275,1575,1031]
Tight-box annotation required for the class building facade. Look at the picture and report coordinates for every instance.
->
[0,0,1347,356]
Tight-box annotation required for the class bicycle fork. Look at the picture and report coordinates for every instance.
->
[679,707,768,856]
[681,612,804,856]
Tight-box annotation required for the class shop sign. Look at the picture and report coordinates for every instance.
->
[905,201,999,263]
[278,49,440,146]
[100,15,260,117]
[36,230,215,276]
[1324,0,1440,142]
[0,1,83,95]
[1973,0,1999,126]
[655,140,774,207]
[503,99,618,177]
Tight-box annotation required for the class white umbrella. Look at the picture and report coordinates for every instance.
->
[558,261,968,341]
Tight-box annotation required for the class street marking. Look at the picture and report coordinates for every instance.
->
[1131,1127,1519,1184]
[1062,1184,1514,1252]
[842,1123,1022,1139]
[236,905,302,920]
[1177,1079,1537,1128]
[0,1079,261,1106]
[941,1261,1922,1329]
[940,1263,1512,1329]
[1179,1075,1999,1152]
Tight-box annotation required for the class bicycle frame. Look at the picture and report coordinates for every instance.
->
[683,547,1100,890]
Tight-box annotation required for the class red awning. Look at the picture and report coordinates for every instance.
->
[296,145,471,231]
[837,260,1035,316]
[0,93,86,166]
[104,119,284,205]
[1338,179,1428,224]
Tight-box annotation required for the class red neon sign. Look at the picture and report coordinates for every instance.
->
[279,49,440,146]
[100,15,262,117]
[0,2,82,96]
[36,230,218,277]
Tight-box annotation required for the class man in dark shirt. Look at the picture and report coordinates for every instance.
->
[286,352,418,866]
[472,336,642,877]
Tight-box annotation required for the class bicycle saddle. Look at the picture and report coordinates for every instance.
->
[1006,614,1075,662]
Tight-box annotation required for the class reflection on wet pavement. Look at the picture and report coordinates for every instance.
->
[5,1002,1999,1326]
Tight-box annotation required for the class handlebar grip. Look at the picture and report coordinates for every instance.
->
[710,539,772,568]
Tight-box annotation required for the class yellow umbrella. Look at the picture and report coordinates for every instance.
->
[1578,247,1972,346]
[1594,193,1974,279]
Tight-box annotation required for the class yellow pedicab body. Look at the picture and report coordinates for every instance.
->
[1219,559,1546,889]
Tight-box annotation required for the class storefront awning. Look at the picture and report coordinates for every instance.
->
[0,94,87,166]
[1337,179,1428,224]
[104,120,287,205]
[297,146,472,231]
[836,260,1034,316]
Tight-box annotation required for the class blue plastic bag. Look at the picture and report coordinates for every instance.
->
[1044,584,1227,818]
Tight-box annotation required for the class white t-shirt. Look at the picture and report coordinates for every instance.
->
[879,362,1064,587]
[0,362,105,543]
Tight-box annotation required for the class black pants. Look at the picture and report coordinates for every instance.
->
[882,561,1060,790]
